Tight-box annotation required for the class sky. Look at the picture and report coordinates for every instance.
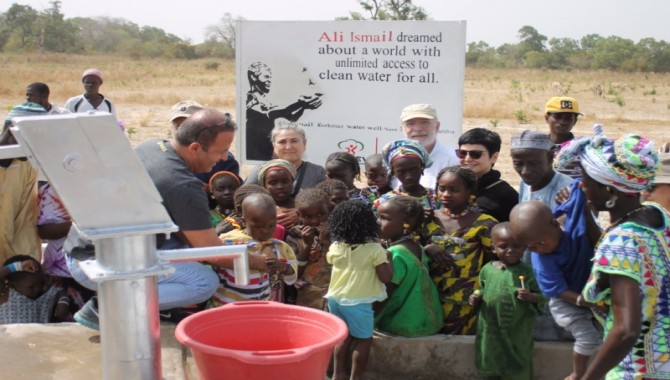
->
[11,0,670,46]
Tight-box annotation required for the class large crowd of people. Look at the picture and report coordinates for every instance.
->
[1,71,669,380]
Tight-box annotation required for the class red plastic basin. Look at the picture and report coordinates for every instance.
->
[175,301,348,380]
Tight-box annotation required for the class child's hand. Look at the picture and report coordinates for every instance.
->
[469,292,481,307]
[299,225,317,246]
[592,301,608,314]
[53,302,70,321]
[318,222,331,246]
[22,260,39,273]
[423,207,435,223]
[277,209,299,229]
[294,279,307,289]
[424,244,455,271]
[264,255,279,274]
[517,289,537,303]
[555,186,571,205]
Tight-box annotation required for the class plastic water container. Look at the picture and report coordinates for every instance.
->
[175,301,348,380]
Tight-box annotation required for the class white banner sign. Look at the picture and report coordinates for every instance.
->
[236,20,466,166]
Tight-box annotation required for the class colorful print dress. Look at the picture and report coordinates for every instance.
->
[431,213,497,335]
[582,202,670,379]
[208,229,297,307]
[286,225,331,310]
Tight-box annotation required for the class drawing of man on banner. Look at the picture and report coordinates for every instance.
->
[245,62,323,161]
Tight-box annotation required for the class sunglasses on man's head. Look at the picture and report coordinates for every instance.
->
[455,149,484,159]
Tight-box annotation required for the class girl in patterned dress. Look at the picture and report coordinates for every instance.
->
[433,166,498,335]
[376,139,444,245]
[208,171,241,227]
[258,159,298,230]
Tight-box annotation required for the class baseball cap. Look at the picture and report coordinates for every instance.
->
[545,97,582,115]
[400,104,438,122]
[169,100,204,124]
[654,153,670,184]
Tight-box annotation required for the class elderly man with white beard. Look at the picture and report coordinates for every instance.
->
[395,103,460,189]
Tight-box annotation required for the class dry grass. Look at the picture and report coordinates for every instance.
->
[1,53,669,182]
[0,53,236,143]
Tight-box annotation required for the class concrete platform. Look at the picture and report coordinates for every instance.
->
[0,323,573,379]
[365,332,574,380]
[0,323,197,380]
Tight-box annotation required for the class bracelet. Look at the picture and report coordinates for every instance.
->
[8,262,22,273]
[576,295,583,307]
[57,296,70,306]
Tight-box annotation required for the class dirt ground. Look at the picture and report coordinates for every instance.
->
[1,55,668,183]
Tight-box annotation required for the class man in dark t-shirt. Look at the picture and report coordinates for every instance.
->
[72,109,269,330]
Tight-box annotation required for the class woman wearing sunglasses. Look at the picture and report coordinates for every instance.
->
[457,128,518,222]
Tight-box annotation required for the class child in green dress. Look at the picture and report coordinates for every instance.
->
[469,222,545,380]
[375,195,443,337]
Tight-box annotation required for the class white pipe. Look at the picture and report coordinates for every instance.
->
[0,145,26,160]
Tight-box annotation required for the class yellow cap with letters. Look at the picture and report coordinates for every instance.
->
[545,96,582,115]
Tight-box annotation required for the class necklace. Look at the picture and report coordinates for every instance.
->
[595,206,646,247]
[384,235,413,248]
[609,206,645,228]
[441,208,469,219]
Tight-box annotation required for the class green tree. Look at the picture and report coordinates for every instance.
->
[140,26,180,44]
[517,25,547,58]
[636,38,670,72]
[524,51,550,69]
[547,37,581,69]
[4,3,38,49]
[496,43,522,68]
[0,13,11,50]
[580,33,602,50]
[36,1,80,53]
[590,36,637,71]
[466,41,494,66]
[342,0,428,20]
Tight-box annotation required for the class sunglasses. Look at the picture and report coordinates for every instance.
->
[455,149,485,159]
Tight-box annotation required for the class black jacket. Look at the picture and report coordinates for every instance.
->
[474,169,519,222]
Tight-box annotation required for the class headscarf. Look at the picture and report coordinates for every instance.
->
[556,124,658,193]
[381,139,432,168]
[4,102,48,128]
[257,159,296,184]
[208,170,241,189]
[82,68,103,83]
